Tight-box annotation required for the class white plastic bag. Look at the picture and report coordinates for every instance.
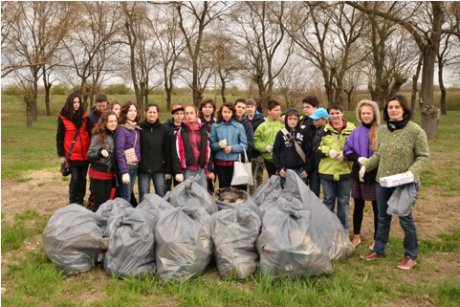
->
[231,146,253,186]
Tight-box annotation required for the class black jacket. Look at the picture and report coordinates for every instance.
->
[311,127,326,174]
[246,113,265,157]
[236,116,254,160]
[87,107,102,137]
[273,110,311,172]
[139,120,172,174]
[87,132,116,173]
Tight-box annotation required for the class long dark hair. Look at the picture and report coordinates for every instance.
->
[384,94,411,122]
[199,99,216,120]
[217,103,236,123]
[92,111,117,143]
[61,92,84,127]
[119,101,140,124]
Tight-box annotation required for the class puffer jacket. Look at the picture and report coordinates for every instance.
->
[87,132,116,173]
[210,119,248,162]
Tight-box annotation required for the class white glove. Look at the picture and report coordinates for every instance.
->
[165,174,172,180]
[336,152,344,162]
[219,139,227,148]
[122,173,130,184]
[175,174,184,182]
[100,149,109,158]
[406,170,415,180]
[359,165,366,183]
[357,157,368,165]
[328,149,338,158]
[266,145,273,153]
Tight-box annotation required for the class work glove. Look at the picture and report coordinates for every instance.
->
[122,173,130,184]
[328,149,338,159]
[359,165,366,183]
[100,149,109,158]
[219,139,227,148]
[175,174,184,183]
[266,145,273,153]
[335,152,344,162]
[165,174,172,180]
[357,157,368,165]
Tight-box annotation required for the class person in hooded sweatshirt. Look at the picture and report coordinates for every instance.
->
[164,104,185,191]
[172,105,215,189]
[344,100,380,248]
[56,92,91,205]
[273,109,310,188]
[138,104,171,200]
[87,93,109,136]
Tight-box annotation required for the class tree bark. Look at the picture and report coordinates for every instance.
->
[419,47,439,139]
[410,55,423,119]
[42,66,52,116]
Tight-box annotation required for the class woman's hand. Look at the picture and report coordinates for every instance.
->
[165,174,172,180]
[299,170,308,178]
[357,157,368,165]
[207,172,215,180]
[100,149,109,158]
[224,146,232,153]
[359,165,366,182]
[59,157,66,164]
[279,168,287,178]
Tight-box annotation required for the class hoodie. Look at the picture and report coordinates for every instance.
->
[272,109,310,172]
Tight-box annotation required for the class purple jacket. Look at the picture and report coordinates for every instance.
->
[115,125,141,174]
[344,125,374,158]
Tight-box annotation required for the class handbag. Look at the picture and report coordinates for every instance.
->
[123,129,139,165]
[231,145,254,186]
[60,128,80,177]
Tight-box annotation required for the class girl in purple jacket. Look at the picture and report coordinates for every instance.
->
[344,100,380,248]
[115,102,141,202]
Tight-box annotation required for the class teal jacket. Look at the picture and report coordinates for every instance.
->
[210,120,248,161]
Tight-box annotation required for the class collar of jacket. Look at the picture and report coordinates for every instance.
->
[324,121,354,134]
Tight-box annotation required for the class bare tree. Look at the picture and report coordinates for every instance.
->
[343,65,364,110]
[437,33,453,115]
[176,2,229,105]
[347,1,458,139]
[2,2,74,122]
[277,58,312,109]
[410,55,423,118]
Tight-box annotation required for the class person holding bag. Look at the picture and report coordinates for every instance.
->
[56,92,91,205]
[87,111,118,211]
[115,102,141,202]
[210,103,248,188]
[273,109,310,188]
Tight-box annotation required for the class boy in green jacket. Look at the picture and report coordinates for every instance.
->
[254,100,284,177]
[318,103,355,232]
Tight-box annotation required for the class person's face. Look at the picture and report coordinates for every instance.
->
[222,106,233,122]
[112,104,121,117]
[303,103,316,116]
[72,97,80,111]
[185,107,197,123]
[387,100,404,121]
[246,104,256,116]
[360,105,374,125]
[201,103,214,117]
[173,110,184,123]
[287,115,298,129]
[106,114,118,132]
[146,106,159,123]
[268,105,282,120]
[329,108,343,126]
[313,118,327,128]
[127,105,137,121]
[95,101,108,112]
[235,102,246,118]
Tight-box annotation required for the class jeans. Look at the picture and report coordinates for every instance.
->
[119,165,138,202]
[184,169,208,190]
[215,165,234,188]
[138,172,166,201]
[69,162,89,204]
[321,177,352,232]
[373,184,418,259]
[308,170,321,197]
[279,166,307,189]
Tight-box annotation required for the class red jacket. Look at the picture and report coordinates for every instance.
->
[57,114,91,161]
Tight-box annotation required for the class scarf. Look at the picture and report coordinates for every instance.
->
[387,117,409,132]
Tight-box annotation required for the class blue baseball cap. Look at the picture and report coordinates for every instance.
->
[310,107,329,120]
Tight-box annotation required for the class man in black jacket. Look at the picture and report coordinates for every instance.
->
[164,104,184,192]
[138,104,171,200]
[245,99,265,192]
[87,93,109,136]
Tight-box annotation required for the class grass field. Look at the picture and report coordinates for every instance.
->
[2,93,460,306]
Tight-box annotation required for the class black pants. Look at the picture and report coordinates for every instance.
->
[89,178,114,211]
[69,162,89,204]
[308,170,321,197]
[215,165,234,188]
[353,198,378,239]
[264,161,276,178]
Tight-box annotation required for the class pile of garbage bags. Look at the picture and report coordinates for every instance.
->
[43,172,353,281]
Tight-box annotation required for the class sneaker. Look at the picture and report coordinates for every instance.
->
[369,241,375,251]
[360,251,380,261]
[397,257,417,270]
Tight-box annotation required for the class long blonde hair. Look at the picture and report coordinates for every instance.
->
[356,100,380,152]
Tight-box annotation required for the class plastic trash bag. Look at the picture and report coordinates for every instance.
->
[213,187,260,214]
[252,170,354,261]
[169,176,217,214]
[155,207,212,283]
[43,204,106,275]
[257,206,332,277]
[137,193,174,225]
[211,207,261,279]
[103,207,156,278]
[96,198,132,236]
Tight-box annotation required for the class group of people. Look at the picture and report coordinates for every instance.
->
[57,92,429,270]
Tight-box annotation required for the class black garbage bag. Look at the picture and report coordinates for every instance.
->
[155,206,212,283]
[103,206,156,278]
[211,207,261,279]
[256,206,332,277]
[168,176,217,214]
[43,204,106,275]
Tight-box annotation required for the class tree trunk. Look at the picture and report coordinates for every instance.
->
[438,57,447,115]
[410,55,423,118]
[31,75,38,121]
[166,88,172,111]
[44,83,52,116]
[24,90,34,127]
[220,76,226,103]
[344,87,354,111]
[419,47,438,140]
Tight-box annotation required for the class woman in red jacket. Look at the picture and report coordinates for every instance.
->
[56,93,91,205]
